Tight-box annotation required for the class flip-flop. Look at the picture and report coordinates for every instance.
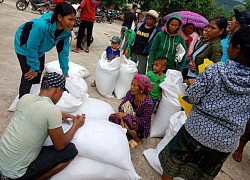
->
[84,49,89,53]
[232,151,242,162]
[128,139,141,149]
[71,49,79,53]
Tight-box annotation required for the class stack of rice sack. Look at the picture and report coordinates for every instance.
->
[95,52,138,99]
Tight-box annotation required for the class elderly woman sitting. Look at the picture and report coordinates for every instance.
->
[109,73,153,148]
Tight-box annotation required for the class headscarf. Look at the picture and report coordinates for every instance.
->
[133,73,153,93]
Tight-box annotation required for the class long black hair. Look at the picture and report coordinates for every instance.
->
[210,15,228,39]
[230,26,250,67]
[51,2,76,23]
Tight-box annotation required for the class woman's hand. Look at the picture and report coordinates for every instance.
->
[116,112,126,119]
[186,78,196,86]
[24,70,38,81]
[62,113,75,124]
[120,119,125,128]
[189,60,197,71]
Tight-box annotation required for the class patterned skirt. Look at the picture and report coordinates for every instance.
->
[158,126,230,180]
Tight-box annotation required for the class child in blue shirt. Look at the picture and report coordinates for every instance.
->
[91,36,121,87]
[106,36,121,61]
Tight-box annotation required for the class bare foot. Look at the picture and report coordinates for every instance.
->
[71,48,80,53]
[232,151,243,162]
[84,47,89,53]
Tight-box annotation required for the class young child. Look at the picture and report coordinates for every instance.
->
[106,36,121,61]
[91,36,121,87]
[146,57,167,108]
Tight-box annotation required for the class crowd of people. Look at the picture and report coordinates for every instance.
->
[1,1,250,179]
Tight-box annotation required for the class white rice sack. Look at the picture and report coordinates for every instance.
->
[143,111,187,175]
[8,84,40,112]
[72,98,115,120]
[150,70,186,137]
[65,76,89,98]
[51,156,141,180]
[45,60,90,78]
[56,92,84,113]
[114,56,137,99]
[56,77,88,113]
[9,77,89,113]
[95,52,121,98]
[43,120,82,146]
[73,119,131,170]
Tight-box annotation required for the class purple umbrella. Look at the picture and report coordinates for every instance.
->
[164,11,209,28]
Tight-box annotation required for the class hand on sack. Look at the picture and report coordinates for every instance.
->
[186,78,196,86]
[189,60,197,71]
[62,113,75,124]
[24,70,38,80]
[73,114,85,128]
[116,112,126,119]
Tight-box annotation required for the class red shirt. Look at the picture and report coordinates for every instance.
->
[53,0,65,5]
[78,0,98,22]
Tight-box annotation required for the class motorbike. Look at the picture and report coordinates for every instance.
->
[16,0,51,15]
[95,11,107,23]
[0,0,4,3]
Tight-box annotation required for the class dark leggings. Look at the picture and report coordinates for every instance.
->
[76,20,94,48]
[17,53,45,99]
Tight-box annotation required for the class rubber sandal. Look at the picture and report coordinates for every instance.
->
[71,49,79,53]
[129,139,141,149]
[84,49,89,53]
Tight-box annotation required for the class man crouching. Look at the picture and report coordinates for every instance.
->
[0,72,85,180]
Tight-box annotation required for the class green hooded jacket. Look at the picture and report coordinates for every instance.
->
[148,13,186,71]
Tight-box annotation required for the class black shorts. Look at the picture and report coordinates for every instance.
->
[16,143,78,180]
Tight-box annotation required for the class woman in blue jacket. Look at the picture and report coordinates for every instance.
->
[14,2,76,98]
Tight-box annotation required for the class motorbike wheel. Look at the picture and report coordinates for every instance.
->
[16,0,27,11]
[40,4,50,14]
[0,0,4,3]
[101,16,107,23]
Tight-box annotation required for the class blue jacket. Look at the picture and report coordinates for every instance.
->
[14,13,71,75]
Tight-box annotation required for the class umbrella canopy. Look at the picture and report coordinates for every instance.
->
[164,11,209,28]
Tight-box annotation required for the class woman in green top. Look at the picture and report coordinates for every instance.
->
[148,13,186,72]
